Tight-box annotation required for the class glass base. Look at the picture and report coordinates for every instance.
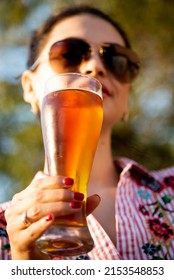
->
[36,225,94,257]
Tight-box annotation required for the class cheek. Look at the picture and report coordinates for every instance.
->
[114,83,130,109]
[112,82,130,107]
[102,84,130,125]
[118,91,130,109]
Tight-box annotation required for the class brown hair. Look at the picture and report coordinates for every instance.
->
[27,5,131,68]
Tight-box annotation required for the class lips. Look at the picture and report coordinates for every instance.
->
[100,83,111,97]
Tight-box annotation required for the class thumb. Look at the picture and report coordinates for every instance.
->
[86,194,101,216]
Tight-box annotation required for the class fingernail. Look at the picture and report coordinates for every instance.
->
[63,177,74,185]
[74,192,84,201]
[70,201,82,209]
[45,214,54,222]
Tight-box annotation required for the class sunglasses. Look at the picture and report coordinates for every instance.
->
[30,37,140,82]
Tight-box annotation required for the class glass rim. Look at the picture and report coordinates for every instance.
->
[44,73,103,99]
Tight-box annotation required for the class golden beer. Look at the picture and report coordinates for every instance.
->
[37,74,103,256]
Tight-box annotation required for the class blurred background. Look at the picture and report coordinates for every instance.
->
[0,0,174,203]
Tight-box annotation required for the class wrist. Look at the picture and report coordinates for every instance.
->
[11,247,51,260]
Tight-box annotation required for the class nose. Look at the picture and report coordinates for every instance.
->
[79,52,107,77]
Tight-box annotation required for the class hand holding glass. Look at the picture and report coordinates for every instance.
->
[36,73,103,257]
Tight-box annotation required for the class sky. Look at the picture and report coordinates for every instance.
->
[0,3,52,83]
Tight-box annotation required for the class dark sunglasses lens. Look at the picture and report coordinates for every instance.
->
[128,63,139,80]
[112,56,138,81]
[102,46,139,82]
[112,56,128,76]
[49,39,89,71]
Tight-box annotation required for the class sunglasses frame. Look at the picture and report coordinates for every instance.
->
[30,37,140,82]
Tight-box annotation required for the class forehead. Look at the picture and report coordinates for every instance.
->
[45,14,125,49]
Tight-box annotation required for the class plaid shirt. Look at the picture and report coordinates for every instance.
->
[1,158,174,260]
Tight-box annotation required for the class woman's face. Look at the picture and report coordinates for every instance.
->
[22,14,131,130]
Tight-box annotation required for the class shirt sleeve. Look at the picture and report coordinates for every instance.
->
[0,201,11,260]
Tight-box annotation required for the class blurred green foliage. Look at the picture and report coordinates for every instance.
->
[0,0,174,202]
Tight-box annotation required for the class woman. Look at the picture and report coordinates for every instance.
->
[1,5,174,260]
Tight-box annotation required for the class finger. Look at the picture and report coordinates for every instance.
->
[86,194,101,216]
[25,214,55,244]
[26,189,84,204]
[11,176,74,205]
[28,200,84,221]
[9,214,55,251]
[29,176,74,191]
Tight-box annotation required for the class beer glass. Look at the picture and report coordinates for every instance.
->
[36,73,103,256]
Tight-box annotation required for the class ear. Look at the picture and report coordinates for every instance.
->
[21,70,40,115]
[121,90,130,122]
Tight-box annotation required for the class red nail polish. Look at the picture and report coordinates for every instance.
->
[63,177,74,185]
[45,214,54,222]
[74,192,84,201]
[70,201,82,209]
